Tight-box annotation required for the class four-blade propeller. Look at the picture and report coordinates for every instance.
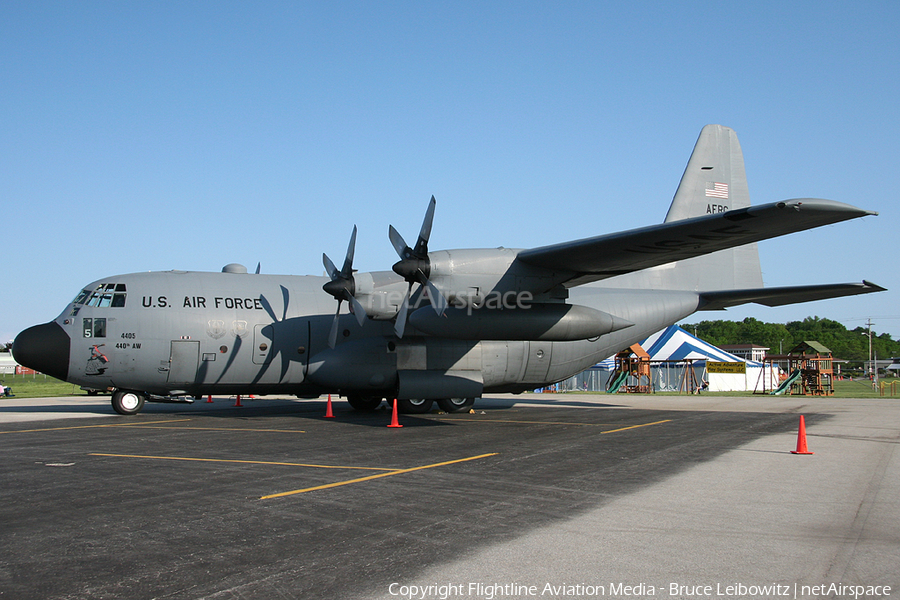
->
[321,197,447,345]
[388,196,447,338]
[322,225,368,348]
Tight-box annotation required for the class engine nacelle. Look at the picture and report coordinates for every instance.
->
[408,303,633,341]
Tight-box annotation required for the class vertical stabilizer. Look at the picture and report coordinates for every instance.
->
[665,124,751,221]
[599,125,763,292]
[663,125,763,291]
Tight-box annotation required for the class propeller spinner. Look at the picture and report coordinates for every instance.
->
[389,196,448,338]
[322,225,367,348]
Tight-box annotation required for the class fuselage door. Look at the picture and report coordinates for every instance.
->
[168,340,200,384]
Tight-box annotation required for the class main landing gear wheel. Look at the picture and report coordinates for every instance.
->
[347,395,383,411]
[397,398,433,414]
[111,390,145,415]
[437,397,476,413]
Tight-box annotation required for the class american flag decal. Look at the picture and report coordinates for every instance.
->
[705,182,729,199]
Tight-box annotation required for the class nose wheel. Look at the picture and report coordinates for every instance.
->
[111,390,146,415]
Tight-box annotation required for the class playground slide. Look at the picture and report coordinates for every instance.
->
[607,371,628,394]
[771,369,801,395]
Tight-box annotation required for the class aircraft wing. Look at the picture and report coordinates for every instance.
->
[516,199,875,285]
[698,281,886,311]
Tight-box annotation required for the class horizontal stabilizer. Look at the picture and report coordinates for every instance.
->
[517,199,876,286]
[699,280,886,311]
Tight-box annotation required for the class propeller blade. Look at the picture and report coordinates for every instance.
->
[323,253,339,280]
[328,302,342,349]
[389,196,444,329]
[341,225,357,277]
[388,224,409,259]
[255,262,261,274]
[414,196,436,256]
[394,284,412,338]
[347,292,367,327]
[424,277,448,316]
[324,226,367,346]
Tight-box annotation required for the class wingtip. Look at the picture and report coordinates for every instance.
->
[862,280,887,292]
[776,199,879,218]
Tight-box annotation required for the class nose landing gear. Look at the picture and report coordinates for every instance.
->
[111,390,146,415]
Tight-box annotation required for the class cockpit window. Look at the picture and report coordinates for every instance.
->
[75,283,127,308]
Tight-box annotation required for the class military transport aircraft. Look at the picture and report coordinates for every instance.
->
[13,125,884,415]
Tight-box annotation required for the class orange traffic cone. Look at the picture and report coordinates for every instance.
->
[234,394,243,408]
[790,415,814,454]
[324,394,335,418]
[387,398,403,428]
[206,395,213,403]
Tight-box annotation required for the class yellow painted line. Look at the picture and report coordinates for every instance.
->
[261,453,499,500]
[0,419,305,435]
[432,417,673,431]
[0,419,193,434]
[89,453,397,471]
[601,419,672,434]
[434,417,618,426]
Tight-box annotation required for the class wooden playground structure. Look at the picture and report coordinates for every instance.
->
[607,344,652,393]
[763,341,834,396]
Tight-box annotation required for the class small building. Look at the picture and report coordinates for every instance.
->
[719,344,770,363]
[0,354,18,374]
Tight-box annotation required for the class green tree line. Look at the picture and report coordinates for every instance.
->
[679,317,899,363]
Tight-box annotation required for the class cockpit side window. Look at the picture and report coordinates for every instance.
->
[83,317,107,338]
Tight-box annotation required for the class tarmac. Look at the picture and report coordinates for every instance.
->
[0,392,897,599]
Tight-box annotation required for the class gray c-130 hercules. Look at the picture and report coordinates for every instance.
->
[13,125,884,415]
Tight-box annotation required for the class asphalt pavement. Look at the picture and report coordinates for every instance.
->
[0,393,896,600]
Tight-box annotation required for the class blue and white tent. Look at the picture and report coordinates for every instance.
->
[642,325,778,391]
[588,325,778,392]
[594,325,753,366]
[641,326,762,366]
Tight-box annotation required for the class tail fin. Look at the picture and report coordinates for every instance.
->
[666,124,751,221]
[663,124,763,291]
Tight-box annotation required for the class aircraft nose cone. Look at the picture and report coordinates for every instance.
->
[12,322,71,381]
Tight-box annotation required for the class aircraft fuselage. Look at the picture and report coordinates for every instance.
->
[16,266,701,410]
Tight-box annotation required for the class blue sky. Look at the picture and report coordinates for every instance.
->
[3,1,898,344]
